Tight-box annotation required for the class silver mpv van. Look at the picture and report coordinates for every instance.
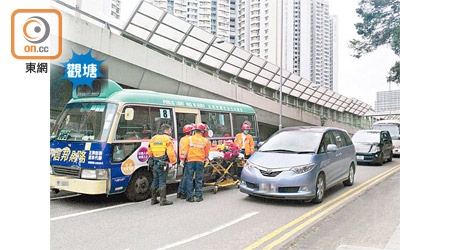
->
[240,127,357,203]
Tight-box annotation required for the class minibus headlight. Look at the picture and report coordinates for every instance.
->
[96,169,108,180]
[81,169,109,180]
[50,166,53,175]
[290,163,316,174]
[81,169,96,179]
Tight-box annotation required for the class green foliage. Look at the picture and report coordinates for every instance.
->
[387,61,400,84]
[350,0,400,84]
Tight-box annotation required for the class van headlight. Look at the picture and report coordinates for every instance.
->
[244,161,258,170]
[290,163,316,174]
[81,169,108,180]
[369,145,381,153]
[50,165,53,175]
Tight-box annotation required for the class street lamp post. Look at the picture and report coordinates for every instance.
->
[279,0,284,130]
[214,39,224,78]
[389,81,392,116]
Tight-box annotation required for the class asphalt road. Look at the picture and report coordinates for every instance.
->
[282,164,400,250]
[50,158,400,250]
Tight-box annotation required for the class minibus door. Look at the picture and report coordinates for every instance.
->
[174,108,200,177]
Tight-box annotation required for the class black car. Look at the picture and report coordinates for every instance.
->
[352,130,393,165]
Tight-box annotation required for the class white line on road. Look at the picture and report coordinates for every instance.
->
[51,203,135,221]
[154,211,260,250]
[51,193,178,222]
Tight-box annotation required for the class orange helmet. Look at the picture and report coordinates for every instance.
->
[242,124,250,131]
[182,124,194,134]
[194,123,207,131]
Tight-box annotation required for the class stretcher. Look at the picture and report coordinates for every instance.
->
[203,157,246,194]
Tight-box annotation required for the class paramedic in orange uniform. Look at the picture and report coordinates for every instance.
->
[234,123,255,158]
[177,124,194,199]
[234,123,255,179]
[180,123,210,202]
[148,124,176,206]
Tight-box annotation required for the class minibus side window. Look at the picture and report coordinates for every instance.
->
[116,106,151,140]
[149,107,174,136]
[200,111,232,137]
[115,106,174,141]
[112,106,174,162]
[232,113,257,137]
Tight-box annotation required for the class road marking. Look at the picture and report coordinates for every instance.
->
[154,211,260,250]
[50,193,182,221]
[50,193,175,201]
[50,194,81,200]
[244,165,400,250]
[50,202,135,221]
[262,166,400,250]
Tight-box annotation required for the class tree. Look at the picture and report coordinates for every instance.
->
[349,0,400,84]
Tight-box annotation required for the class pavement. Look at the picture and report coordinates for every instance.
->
[335,224,400,250]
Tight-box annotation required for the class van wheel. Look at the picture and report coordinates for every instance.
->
[343,164,355,186]
[125,169,152,202]
[312,173,325,204]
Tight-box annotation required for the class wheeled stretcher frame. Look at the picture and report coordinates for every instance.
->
[203,157,246,194]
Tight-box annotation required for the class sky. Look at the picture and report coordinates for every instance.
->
[328,0,400,107]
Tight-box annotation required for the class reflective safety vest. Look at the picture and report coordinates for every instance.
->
[179,135,190,160]
[181,133,210,162]
[234,132,255,156]
[148,134,176,165]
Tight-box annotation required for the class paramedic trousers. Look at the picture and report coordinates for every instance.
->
[178,168,186,193]
[151,161,167,190]
[185,161,204,199]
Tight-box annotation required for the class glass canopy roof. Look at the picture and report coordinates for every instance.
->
[123,0,371,116]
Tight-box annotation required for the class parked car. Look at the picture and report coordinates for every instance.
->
[240,127,357,203]
[372,120,400,156]
[352,130,393,165]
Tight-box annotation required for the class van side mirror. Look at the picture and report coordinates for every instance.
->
[124,108,134,121]
[257,141,265,148]
[327,144,338,152]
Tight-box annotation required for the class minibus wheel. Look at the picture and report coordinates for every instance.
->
[125,169,152,202]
